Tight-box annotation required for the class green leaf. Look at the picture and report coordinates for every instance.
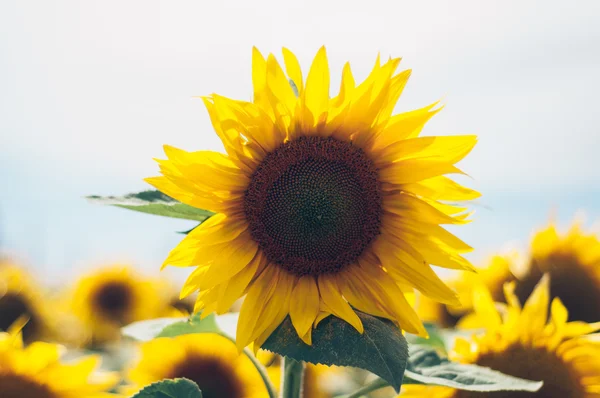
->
[403,346,543,392]
[121,314,220,341]
[156,313,221,338]
[130,378,202,398]
[86,190,214,222]
[262,311,408,392]
[122,317,187,341]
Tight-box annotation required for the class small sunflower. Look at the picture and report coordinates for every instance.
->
[70,266,166,345]
[0,264,54,343]
[0,325,118,398]
[124,333,269,398]
[514,221,600,323]
[148,47,479,348]
[417,255,517,328]
[402,276,600,398]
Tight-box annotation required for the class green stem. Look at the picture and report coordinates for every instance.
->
[341,378,389,398]
[281,357,305,398]
[242,347,278,398]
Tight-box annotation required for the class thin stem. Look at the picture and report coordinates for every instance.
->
[241,347,278,398]
[341,378,389,398]
[281,357,305,398]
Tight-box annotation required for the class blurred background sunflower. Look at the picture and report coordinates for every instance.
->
[123,333,269,398]
[403,276,600,397]
[68,265,168,346]
[514,222,600,323]
[0,324,118,398]
[0,264,56,344]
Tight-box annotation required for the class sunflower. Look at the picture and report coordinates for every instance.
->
[69,266,167,345]
[0,264,54,343]
[417,254,517,328]
[124,333,269,398]
[513,221,600,323]
[147,47,479,348]
[0,325,118,398]
[401,276,600,398]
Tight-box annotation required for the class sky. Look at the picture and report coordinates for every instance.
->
[1,1,599,283]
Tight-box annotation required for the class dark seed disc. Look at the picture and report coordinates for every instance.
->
[244,136,381,276]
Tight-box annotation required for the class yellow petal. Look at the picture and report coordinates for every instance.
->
[236,266,279,350]
[253,274,295,349]
[379,159,463,185]
[471,284,503,328]
[520,275,550,344]
[318,275,363,334]
[302,46,330,128]
[374,236,460,306]
[289,276,320,340]
[215,252,264,313]
[372,102,441,150]
[348,264,426,337]
[403,176,480,201]
[196,232,259,290]
[282,47,304,93]
[375,69,411,125]
[374,135,477,166]
[330,62,355,110]
[252,46,270,111]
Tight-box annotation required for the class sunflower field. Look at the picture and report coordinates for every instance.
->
[2,2,600,397]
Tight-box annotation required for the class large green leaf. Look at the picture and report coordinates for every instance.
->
[130,378,202,398]
[86,190,214,222]
[262,312,408,392]
[403,346,543,392]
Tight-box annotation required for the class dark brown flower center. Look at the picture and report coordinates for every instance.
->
[244,136,381,276]
[169,355,244,398]
[454,345,584,398]
[514,252,600,323]
[0,374,56,398]
[0,293,39,343]
[93,281,132,323]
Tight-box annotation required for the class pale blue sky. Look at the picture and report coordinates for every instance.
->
[1,1,599,283]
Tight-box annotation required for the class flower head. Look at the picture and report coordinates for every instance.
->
[0,264,54,343]
[124,333,268,398]
[514,221,600,323]
[148,47,478,348]
[69,265,167,345]
[402,276,600,397]
[0,325,118,398]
